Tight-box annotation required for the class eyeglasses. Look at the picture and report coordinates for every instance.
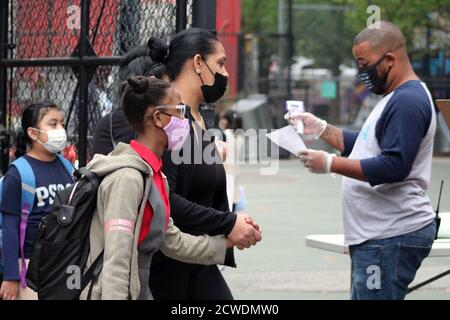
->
[155,104,187,118]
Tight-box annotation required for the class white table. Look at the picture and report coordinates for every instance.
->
[305,234,450,293]
[306,234,450,257]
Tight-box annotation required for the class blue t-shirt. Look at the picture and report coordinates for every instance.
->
[1,155,73,280]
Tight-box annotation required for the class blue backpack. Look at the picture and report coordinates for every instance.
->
[0,155,74,286]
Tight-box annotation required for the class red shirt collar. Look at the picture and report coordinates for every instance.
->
[130,140,162,172]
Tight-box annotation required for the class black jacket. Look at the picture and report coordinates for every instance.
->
[91,109,136,157]
[160,107,237,267]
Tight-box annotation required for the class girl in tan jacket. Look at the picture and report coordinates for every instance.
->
[81,77,231,300]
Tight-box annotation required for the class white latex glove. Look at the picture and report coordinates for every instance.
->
[299,149,336,174]
[284,112,327,140]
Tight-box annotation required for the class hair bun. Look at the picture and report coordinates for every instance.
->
[147,37,169,64]
[128,76,149,94]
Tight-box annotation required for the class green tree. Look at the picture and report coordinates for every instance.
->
[291,0,357,121]
[293,0,356,73]
[241,0,450,121]
[242,0,279,34]
[242,0,450,71]
[241,0,280,94]
[346,0,450,50]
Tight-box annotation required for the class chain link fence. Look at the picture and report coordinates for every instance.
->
[1,0,195,171]
[238,3,450,156]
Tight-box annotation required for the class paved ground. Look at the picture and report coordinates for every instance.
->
[222,158,450,300]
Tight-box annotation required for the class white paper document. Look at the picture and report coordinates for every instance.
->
[266,125,307,156]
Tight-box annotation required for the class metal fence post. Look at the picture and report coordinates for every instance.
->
[78,0,90,167]
[0,0,9,174]
[192,0,216,31]
[287,0,293,100]
[176,0,188,32]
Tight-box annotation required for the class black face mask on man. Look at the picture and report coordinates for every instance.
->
[358,54,392,95]
[198,62,228,103]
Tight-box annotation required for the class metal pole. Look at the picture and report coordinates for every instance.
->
[192,0,216,31]
[78,0,90,167]
[0,0,9,174]
[331,10,344,124]
[0,56,122,68]
[407,269,450,294]
[293,4,351,11]
[287,0,293,100]
[278,0,287,99]
[176,0,188,32]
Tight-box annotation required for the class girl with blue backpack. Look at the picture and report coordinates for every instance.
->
[0,103,74,300]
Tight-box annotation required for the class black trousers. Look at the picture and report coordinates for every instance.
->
[149,252,233,300]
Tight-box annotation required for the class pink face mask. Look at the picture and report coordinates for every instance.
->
[163,116,190,150]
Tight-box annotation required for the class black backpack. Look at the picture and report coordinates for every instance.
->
[26,168,104,300]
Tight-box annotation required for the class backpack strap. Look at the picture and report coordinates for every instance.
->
[10,157,36,289]
[82,251,104,300]
[56,154,75,177]
[0,177,4,274]
[0,176,4,207]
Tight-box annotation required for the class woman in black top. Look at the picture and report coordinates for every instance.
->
[147,29,262,300]
[91,31,262,300]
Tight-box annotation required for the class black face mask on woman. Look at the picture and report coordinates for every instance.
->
[358,54,392,95]
[198,62,228,103]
